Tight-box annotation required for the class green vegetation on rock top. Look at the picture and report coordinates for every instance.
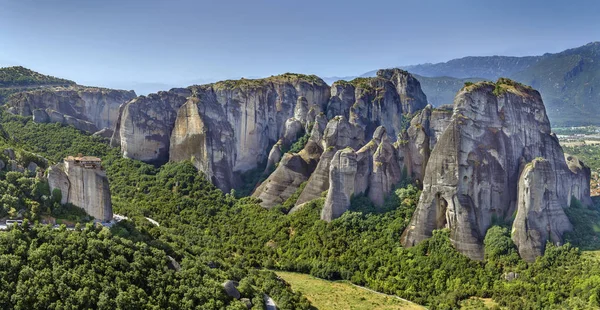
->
[212,72,325,90]
[349,77,376,90]
[0,66,75,88]
[460,78,536,98]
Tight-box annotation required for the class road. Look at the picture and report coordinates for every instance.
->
[145,217,160,227]
[0,213,129,231]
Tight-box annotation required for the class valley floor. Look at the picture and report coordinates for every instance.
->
[275,271,425,310]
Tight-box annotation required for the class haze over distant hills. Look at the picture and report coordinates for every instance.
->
[329,42,600,126]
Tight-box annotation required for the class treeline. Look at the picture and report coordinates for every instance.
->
[0,66,74,88]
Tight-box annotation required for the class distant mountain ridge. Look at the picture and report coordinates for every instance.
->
[350,42,600,126]
[399,55,543,80]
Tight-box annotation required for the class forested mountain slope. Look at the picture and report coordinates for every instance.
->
[0,66,75,103]
[0,111,599,308]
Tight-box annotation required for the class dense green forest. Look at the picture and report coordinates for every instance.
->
[2,112,600,309]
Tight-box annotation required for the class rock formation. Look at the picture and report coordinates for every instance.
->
[222,280,241,300]
[512,153,591,262]
[112,89,190,164]
[326,69,428,141]
[512,158,573,262]
[401,79,591,260]
[399,104,453,183]
[253,114,329,208]
[319,126,406,221]
[48,155,112,222]
[113,74,330,192]
[255,115,365,209]
[111,70,428,196]
[252,70,428,211]
[564,154,593,206]
[360,126,404,206]
[321,148,358,221]
[6,86,136,132]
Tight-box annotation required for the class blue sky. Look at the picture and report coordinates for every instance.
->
[1,0,599,93]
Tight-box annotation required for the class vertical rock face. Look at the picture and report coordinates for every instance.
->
[325,69,428,141]
[251,70,429,212]
[564,154,593,206]
[364,127,404,206]
[113,69,430,211]
[319,126,404,221]
[326,82,355,119]
[207,78,329,174]
[349,77,405,140]
[291,116,365,208]
[347,70,427,141]
[321,149,358,222]
[327,69,427,141]
[6,86,136,132]
[512,159,573,262]
[376,68,429,114]
[253,114,340,208]
[401,79,591,260]
[48,157,112,222]
[400,104,453,183]
[47,164,70,205]
[114,74,329,192]
[114,90,190,164]
[169,94,237,191]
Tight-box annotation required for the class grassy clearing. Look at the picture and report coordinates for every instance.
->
[583,250,600,260]
[276,271,424,310]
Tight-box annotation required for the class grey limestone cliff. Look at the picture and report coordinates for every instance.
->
[48,156,112,222]
[113,89,190,164]
[400,79,591,260]
[112,70,431,217]
[512,158,573,262]
[321,148,358,221]
[6,86,136,132]
[399,104,453,183]
[319,126,405,221]
[114,74,329,192]
[326,69,428,141]
[255,70,428,211]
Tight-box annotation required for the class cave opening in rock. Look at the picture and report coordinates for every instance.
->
[435,193,448,228]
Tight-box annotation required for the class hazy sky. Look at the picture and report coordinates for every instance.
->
[1,0,599,91]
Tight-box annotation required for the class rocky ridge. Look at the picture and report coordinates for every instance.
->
[113,69,428,196]
[250,69,428,211]
[400,79,591,261]
[6,85,136,133]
